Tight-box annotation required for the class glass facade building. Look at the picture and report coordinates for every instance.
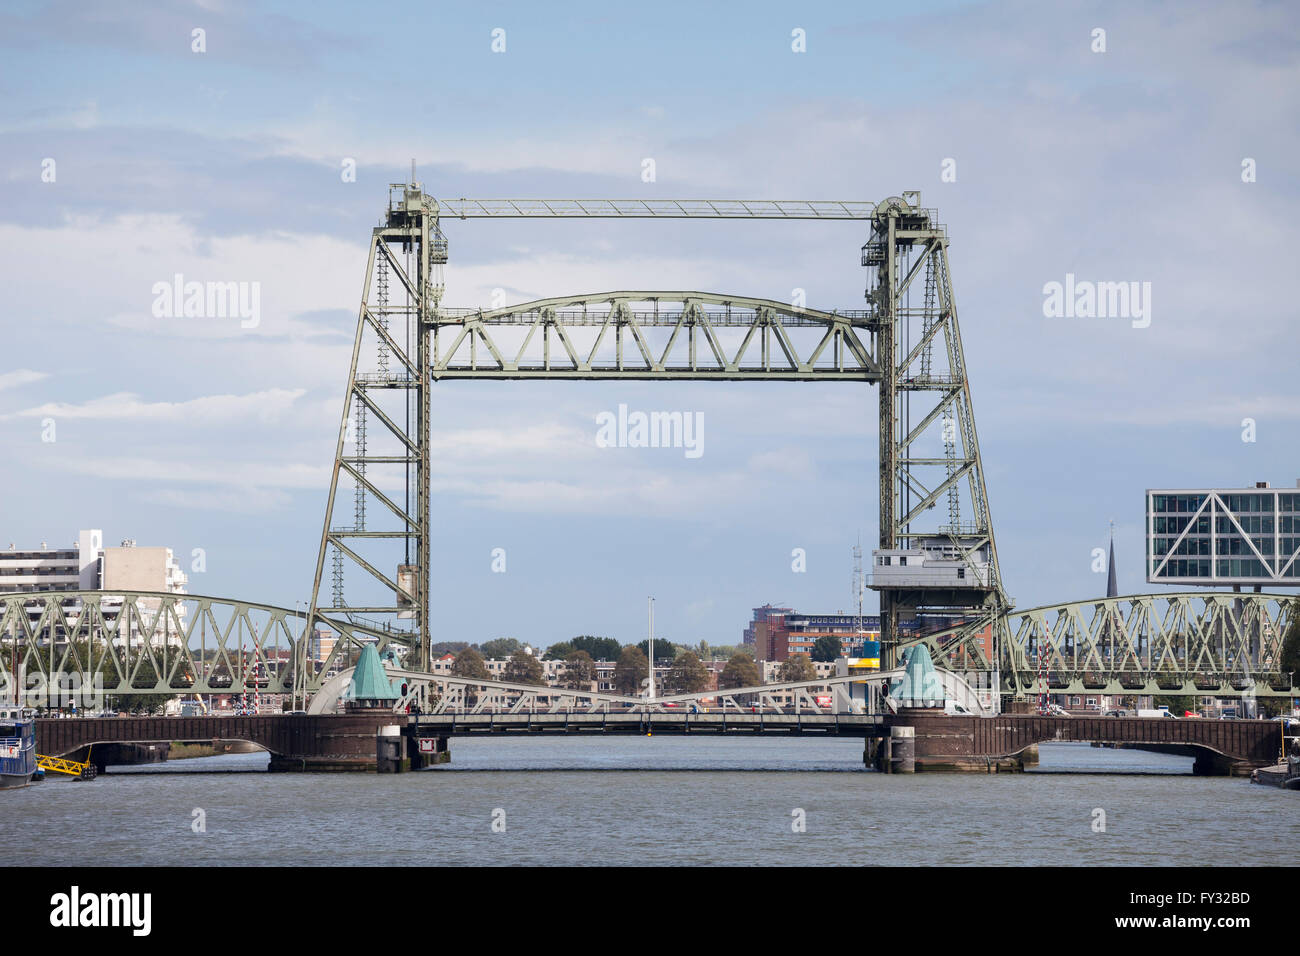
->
[1146,484,1300,586]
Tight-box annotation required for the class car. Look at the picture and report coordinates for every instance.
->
[1103,709,1130,717]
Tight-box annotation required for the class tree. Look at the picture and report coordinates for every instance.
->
[636,638,677,663]
[614,646,649,695]
[719,653,760,690]
[430,641,469,657]
[1281,600,1300,679]
[503,650,546,686]
[778,652,816,683]
[563,650,595,690]
[451,647,490,680]
[811,635,841,663]
[479,637,521,659]
[570,636,622,661]
[665,651,710,694]
[543,641,575,661]
[1153,695,1200,717]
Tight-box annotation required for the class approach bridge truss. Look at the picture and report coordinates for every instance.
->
[0,589,1290,702]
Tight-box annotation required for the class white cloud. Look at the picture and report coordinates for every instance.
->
[4,388,307,424]
[0,369,48,391]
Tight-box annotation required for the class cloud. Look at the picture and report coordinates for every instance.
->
[138,486,293,514]
[3,388,307,424]
[0,369,48,391]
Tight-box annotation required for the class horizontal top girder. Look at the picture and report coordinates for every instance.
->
[432,198,876,219]
[437,291,866,327]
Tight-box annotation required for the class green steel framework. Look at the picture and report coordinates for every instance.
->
[4,186,1293,705]
[0,590,1291,701]
[305,185,1008,695]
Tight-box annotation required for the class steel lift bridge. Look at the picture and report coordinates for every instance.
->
[298,181,1294,706]
[2,185,1293,709]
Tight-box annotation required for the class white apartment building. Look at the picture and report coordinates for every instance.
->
[0,530,189,648]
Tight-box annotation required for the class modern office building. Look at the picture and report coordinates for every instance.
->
[742,604,792,647]
[747,608,883,664]
[1146,482,1300,588]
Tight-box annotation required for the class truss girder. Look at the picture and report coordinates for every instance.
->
[433,199,876,219]
[0,591,395,702]
[431,292,879,380]
[994,592,1295,698]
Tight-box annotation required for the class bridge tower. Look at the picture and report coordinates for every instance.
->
[305,177,444,688]
[864,195,1009,681]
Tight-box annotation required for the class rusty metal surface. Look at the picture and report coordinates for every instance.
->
[895,713,1281,767]
[35,714,399,762]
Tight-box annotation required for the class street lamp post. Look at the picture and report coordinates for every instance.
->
[647,597,655,702]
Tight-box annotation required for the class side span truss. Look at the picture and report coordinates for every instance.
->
[999,592,1296,697]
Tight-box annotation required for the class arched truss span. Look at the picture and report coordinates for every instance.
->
[0,590,393,702]
[993,591,1295,698]
[432,291,878,380]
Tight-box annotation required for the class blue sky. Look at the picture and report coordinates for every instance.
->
[1,0,1298,650]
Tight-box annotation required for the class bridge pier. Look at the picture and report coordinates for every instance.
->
[871,712,1279,774]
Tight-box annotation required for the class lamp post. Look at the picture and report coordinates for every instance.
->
[647,597,655,702]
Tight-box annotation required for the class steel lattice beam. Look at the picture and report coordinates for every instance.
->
[0,591,393,704]
[432,292,878,380]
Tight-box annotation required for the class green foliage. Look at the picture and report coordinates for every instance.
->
[478,637,522,659]
[636,638,678,663]
[719,653,760,690]
[563,650,595,689]
[1280,600,1300,678]
[430,641,470,658]
[543,641,574,661]
[570,636,622,661]
[778,652,816,683]
[503,650,546,686]
[1153,695,1200,717]
[614,646,649,695]
[699,644,748,661]
[665,651,710,694]
[451,647,491,680]
[810,635,842,663]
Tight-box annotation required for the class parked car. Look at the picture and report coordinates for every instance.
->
[1103,709,1130,717]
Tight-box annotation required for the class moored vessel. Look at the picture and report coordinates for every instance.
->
[0,705,37,789]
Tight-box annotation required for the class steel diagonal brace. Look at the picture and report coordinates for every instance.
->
[899,461,976,529]
[362,306,419,376]
[337,461,419,529]
[351,388,419,453]
[328,536,414,604]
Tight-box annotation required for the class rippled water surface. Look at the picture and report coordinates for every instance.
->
[5,739,1295,866]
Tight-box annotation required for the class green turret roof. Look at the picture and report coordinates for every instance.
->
[890,643,945,708]
[345,643,399,701]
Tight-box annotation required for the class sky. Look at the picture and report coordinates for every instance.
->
[1,0,1297,651]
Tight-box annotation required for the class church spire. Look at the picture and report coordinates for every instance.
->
[1106,520,1118,599]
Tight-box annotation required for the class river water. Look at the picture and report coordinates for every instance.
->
[5,739,1295,866]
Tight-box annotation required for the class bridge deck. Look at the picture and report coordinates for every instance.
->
[408,712,885,736]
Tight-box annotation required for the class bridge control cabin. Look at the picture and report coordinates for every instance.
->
[871,536,992,591]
